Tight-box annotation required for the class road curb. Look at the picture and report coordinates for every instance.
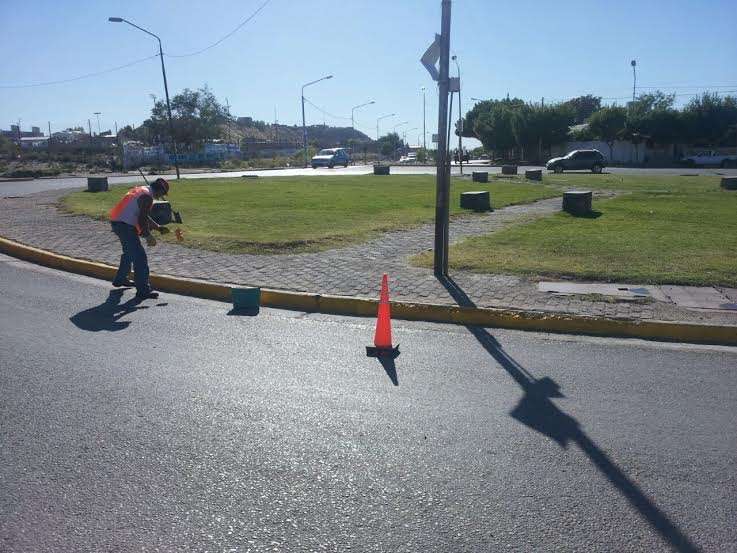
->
[2,235,735,346]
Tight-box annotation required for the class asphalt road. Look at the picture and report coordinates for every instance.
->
[3,164,737,196]
[1,254,736,552]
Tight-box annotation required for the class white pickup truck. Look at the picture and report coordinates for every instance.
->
[682,151,737,168]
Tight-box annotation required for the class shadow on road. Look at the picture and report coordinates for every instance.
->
[70,289,150,332]
[438,275,701,553]
[378,357,399,386]
[227,307,260,317]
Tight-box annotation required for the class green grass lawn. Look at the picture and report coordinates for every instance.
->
[413,174,737,287]
[61,175,559,254]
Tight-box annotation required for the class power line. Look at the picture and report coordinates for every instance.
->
[0,0,271,88]
[166,0,271,58]
[303,97,352,121]
[0,54,159,89]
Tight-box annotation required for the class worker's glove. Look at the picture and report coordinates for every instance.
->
[145,235,157,247]
[157,226,170,235]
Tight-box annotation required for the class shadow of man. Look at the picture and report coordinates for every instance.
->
[439,275,701,553]
[69,289,147,332]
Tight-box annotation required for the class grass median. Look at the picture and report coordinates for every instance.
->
[61,174,559,254]
[413,174,737,287]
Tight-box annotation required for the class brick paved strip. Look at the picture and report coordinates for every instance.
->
[1,188,736,327]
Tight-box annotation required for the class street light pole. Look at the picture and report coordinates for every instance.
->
[301,74,333,166]
[452,55,463,174]
[94,112,102,135]
[351,100,375,131]
[376,113,395,141]
[108,17,180,179]
[631,59,637,103]
[421,86,427,150]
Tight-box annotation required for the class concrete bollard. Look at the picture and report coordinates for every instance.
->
[472,171,489,183]
[501,164,518,175]
[721,177,737,190]
[87,177,108,192]
[374,165,390,175]
[563,190,593,215]
[460,191,492,212]
[525,169,543,181]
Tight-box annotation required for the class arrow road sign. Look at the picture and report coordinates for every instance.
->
[421,34,441,81]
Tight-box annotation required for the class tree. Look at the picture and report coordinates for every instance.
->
[0,135,17,157]
[587,106,627,159]
[624,92,680,145]
[472,100,521,154]
[680,93,737,147]
[376,132,404,157]
[144,85,229,150]
[563,95,602,124]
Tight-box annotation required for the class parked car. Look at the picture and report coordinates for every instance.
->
[399,153,417,164]
[546,149,607,173]
[468,154,491,165]
[681,151,737,168]
[311,148,351,168]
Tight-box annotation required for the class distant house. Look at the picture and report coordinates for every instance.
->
[20,136,49,149]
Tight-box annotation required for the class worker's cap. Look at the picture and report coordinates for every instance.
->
[152,178,169,196]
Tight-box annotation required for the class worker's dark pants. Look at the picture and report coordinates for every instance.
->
[111,222,150,294]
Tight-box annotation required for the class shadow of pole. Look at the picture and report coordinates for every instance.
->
[438,275,701,553]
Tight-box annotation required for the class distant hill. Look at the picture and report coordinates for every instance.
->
[229,118,372,147]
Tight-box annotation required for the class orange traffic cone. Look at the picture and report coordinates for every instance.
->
[366,274,400,358]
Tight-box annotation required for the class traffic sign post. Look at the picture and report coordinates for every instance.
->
[421,1,452,277]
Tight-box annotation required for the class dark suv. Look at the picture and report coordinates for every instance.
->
[546,150,607,173]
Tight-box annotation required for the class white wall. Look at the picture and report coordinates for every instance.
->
[565,140,646,163]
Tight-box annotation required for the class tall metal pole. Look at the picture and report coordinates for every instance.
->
[94,112,102,135]
[422,86,427,150]
[301,91,307,166]
[631,59,637,103]
[434,0,451,277]
[452,56,463,175]
[108,18,181,179]
[300,75,333,167]
[157,38,180,179]
[351,100,375,131]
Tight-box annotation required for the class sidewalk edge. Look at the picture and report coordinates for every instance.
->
[2,235,735,346]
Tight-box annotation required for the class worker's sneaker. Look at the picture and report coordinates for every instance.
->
[112,279,135,288]
[135,290,159,300]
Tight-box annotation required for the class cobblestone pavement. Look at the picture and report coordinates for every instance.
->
[2,189,736,326]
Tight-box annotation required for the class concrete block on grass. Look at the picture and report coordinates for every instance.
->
[525,169,543,181]
[563,190,592,215]
[721,177,737,190]
[460,191,491,212]
[87,177,108,192]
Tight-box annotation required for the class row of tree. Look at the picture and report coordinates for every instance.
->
[461,92,737,161]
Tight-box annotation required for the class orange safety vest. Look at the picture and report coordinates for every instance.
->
[109,186,152,233]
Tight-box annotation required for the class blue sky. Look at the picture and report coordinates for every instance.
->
[2,0,736,147]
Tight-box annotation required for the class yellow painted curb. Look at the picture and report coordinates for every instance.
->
[1,235,735,346]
